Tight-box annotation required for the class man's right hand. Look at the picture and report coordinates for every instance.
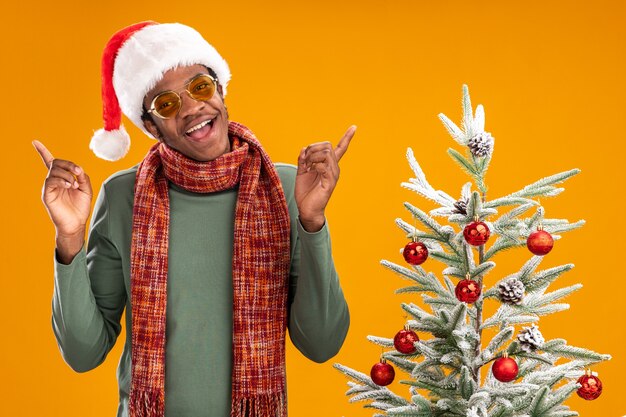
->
[33,140,93,264]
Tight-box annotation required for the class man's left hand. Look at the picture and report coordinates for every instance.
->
[295,125,356,232]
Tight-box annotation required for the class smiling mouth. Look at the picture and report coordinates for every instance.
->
[185,117,215,139]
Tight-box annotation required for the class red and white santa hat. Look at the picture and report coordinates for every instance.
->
[90,21,231,161]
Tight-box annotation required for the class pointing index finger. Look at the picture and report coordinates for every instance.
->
[32,140,54,169]
[334,125,357,161]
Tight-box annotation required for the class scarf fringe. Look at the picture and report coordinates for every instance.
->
[129,389,164,417]
[232,392,287,417]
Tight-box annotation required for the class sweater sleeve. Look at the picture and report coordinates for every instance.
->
[287,216,350,363]
[51,184,127,373]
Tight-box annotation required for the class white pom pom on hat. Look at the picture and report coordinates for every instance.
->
[90,126,131,161]
[91,21,231,161]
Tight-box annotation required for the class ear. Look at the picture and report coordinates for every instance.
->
[217,83,224,99]
[143,117,162,140]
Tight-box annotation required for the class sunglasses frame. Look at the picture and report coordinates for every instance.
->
[147,74,218,120]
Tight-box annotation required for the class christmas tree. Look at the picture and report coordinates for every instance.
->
[334,86,611,417]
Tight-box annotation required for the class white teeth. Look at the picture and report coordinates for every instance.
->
[186,118,213,134]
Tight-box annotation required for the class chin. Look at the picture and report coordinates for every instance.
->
[194,142,231,162]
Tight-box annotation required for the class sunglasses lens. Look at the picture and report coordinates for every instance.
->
[188,75,216,101]
[150,75,216,119]
[153,92,181,118]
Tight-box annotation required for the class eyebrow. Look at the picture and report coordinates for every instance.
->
[147,72,209,101]
[184,72,207,85]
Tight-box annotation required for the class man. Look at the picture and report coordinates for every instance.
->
[34,21,352,417]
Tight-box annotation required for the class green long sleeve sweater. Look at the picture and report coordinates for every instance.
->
[51,163,350,417]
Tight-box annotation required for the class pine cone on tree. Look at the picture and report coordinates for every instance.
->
[467,132,494,157]
[498,278,525,305]
[453,198,468,215]
[517,324,545,352]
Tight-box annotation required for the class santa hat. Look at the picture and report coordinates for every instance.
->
[90,21,231,161]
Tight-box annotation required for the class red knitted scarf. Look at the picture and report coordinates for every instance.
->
[129,122,290,417]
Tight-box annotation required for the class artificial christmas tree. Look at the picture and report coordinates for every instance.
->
[334,86,611,416]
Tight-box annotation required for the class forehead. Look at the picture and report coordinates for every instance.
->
[145,64,209,101]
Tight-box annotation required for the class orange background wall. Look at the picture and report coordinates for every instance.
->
[3,1,624,416]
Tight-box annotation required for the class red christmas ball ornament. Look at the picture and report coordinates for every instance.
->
[403,241,428,265]
[394,327,419,354]
[370,358,395,386]
[577,370,603,400]
[527,226,554,256]
[492,354,518,382]
[455,278,482,303]
[463,220,490,246]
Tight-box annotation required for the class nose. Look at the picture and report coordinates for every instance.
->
[177,91,206,119]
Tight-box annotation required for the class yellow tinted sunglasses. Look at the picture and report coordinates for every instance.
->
[147,74,217,119]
